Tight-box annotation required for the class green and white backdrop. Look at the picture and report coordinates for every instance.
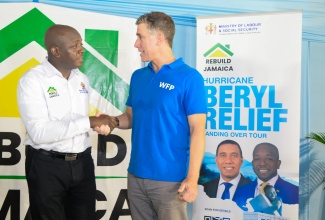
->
[0,3,140,219]
[1,1,325,220]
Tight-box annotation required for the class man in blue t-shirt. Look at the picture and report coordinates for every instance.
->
[97,11,207,220]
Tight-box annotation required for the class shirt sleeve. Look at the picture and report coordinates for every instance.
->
[184,71,208,115]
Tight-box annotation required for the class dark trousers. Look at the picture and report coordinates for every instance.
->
[25,146,96,220]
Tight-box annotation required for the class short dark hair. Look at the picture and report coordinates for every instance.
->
[216,139,243,157]
[136,11,175,48]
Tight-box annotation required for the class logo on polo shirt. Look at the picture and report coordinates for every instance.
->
[159,82,175,90]
[79,82,88,94]
[47,87,59,98]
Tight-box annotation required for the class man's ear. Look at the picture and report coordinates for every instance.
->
[277,160,281,169]
[50,46,60,57]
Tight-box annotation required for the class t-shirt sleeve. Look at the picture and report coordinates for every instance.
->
[184,71,207,116]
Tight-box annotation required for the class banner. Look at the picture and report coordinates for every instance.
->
[194,11,302,220]
[0,3,141,219]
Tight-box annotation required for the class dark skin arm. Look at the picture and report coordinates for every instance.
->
[89,114,118,131]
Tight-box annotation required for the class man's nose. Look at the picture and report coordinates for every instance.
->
[258,158,267,165]
[79,45,84,53]
[224,156,233,163]
[134,39,140,48]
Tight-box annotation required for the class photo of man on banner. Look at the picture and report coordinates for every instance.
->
[202,139,251,200]
[233,142,299,212]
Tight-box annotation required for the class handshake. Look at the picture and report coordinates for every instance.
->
[89,114,119,135]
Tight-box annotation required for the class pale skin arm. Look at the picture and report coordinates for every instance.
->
[116,106,133,129]
[178,113,206,203]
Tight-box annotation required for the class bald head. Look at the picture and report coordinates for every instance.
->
[44,24,80,52]
[43,24,84,78]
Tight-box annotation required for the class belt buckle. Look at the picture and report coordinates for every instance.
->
[65,154,77,161]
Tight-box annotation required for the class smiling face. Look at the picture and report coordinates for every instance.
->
[134,23,159,62]
[252,144,281,182]
[216,143,243,182]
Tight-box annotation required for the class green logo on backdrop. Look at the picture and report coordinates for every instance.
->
[203,42,234,57]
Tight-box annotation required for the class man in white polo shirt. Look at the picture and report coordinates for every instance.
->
[17,24,117,220]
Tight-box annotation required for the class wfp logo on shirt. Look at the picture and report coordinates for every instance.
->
[159,81,175,90]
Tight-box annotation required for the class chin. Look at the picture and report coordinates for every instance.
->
[75,62,83,68]
[140,54,149,62]
[141,58,149,62]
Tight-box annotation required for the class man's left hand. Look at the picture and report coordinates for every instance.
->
[177,178,198,203]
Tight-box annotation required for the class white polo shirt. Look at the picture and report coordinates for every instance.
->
[17,59,91,153]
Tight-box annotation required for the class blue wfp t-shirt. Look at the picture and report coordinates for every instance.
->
[126,58,207,182]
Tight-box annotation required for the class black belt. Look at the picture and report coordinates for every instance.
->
[27,145,91,161]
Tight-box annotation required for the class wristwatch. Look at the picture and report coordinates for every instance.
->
[114,117,120,127]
